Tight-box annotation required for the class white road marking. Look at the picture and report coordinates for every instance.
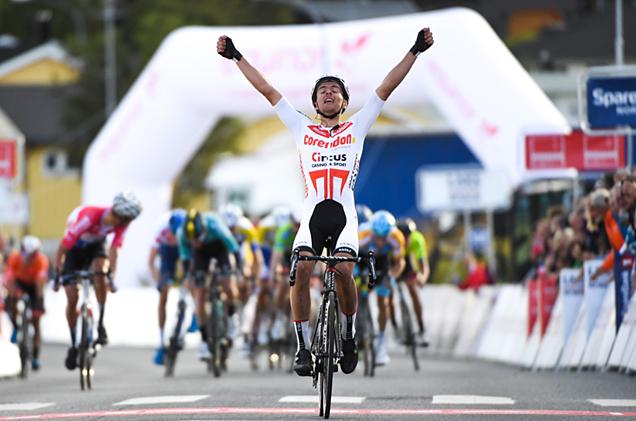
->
[0,402,55,411]
[279,395,365,404]
[432,395,515,405]
[589,399,636,407]
[113,395,209,406]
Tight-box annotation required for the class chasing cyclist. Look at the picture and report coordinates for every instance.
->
[178,209,242,361]
[5,236,49,370]
[397,218,430,347]
[217,26,434,376]
[148,209,186,365]
[54,192,142,370]
[359,210,406,366]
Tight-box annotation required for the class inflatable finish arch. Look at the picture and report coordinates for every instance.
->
[83,8,569,287]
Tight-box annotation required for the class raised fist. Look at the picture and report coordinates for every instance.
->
[410,28,434,56]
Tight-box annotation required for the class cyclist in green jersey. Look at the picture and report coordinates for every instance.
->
[397,218,430,347]
[269,209,302,340]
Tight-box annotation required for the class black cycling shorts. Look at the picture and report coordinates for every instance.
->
[62,241,108,284]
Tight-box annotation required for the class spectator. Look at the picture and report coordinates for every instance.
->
[458,251,493,292]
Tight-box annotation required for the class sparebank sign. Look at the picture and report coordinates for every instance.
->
[587,76,636,129]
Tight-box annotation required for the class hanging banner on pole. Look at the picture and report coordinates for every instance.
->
[613,251,634,332]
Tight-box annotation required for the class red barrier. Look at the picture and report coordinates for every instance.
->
[538,273,559,337]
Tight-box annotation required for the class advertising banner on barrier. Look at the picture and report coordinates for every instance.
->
[525,130,625,171]
[559,268,584,341]
[583,259,612,337]
[614,251,634,332]
[539,272,559,337]
[528,278,539,337]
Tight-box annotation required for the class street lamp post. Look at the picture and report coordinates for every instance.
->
[103,0,117,117]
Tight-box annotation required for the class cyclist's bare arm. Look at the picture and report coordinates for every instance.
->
[270,250,284,279]
[107,246,118,276]
[376,27,434,101]
[54,244,67,273]
[217,35,282,105]
[420,257,430,285]
[390,256,406,280]
[148,246,160,282]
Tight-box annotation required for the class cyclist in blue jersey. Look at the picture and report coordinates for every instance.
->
[359,211,406,365]
[178,209,242,361]
[148,209,186,365]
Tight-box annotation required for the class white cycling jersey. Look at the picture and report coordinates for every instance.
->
[274,92,385,254]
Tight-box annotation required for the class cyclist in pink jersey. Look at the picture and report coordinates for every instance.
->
[217,27,434,376]
[53,192,142,370]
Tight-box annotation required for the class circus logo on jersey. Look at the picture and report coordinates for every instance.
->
[311,153,347,168]
[309,169,350,200]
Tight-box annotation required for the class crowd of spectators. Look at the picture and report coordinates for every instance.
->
[530,169,636,282]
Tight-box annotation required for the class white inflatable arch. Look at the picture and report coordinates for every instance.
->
[83,8,569,287]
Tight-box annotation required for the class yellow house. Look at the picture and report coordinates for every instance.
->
[0,40,82,250]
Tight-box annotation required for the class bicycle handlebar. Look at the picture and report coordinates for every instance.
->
[55,271,114,290]
[289,250,376,287]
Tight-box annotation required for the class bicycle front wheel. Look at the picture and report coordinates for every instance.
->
[207,298,223,378]
[320,291,337,419]
[79,305,91,390]
[18,305,30,379]
[399,291,419,371]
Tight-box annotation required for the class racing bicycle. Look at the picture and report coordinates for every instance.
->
[290,241,376,419]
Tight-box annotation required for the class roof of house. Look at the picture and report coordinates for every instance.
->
[0,84,81,145]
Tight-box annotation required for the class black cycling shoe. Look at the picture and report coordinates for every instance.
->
[65,347,78,370]
[96,325,109,346]
[340,337,358,374]
[293,348,312,377]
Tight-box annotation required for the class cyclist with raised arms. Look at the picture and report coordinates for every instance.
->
[5,236,49,370]
[359,210,406,366]
[217,27,434,376]
[54,192,142,370]
[148,209,187,365]
[397,217,430,347]
[178,209,242,361]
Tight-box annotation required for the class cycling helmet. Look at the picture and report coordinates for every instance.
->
[21,235,41,255]
[269,206,291,227]
[397,218,417,237]
[169,208,187,235]
[112,192,142,219]
[291,207,303,225]
[356,204,373,224]
[311,75,350,108]
[370,210,396,238]
[219,203,244,229]
[184,209,204,241]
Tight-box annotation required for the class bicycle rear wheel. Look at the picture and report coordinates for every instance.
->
[320,291,336,419]
[363,301,376,377]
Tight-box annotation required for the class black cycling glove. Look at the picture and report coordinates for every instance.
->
[409,29,432,57]
[219,37,243,62]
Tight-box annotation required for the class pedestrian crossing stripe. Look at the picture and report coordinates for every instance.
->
[432,395,515,405]
[113,395,209,406]
[279,396,365,404]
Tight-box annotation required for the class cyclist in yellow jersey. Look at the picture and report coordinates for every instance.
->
[397,218,430,347]
[219,204,263,339]
[217,27,434,376]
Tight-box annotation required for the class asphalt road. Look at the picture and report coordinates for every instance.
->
[1,343,635,420]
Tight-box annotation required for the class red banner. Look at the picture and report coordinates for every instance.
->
[0,139,17,179]
[538,273,559,337]
[525,130,625,171]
